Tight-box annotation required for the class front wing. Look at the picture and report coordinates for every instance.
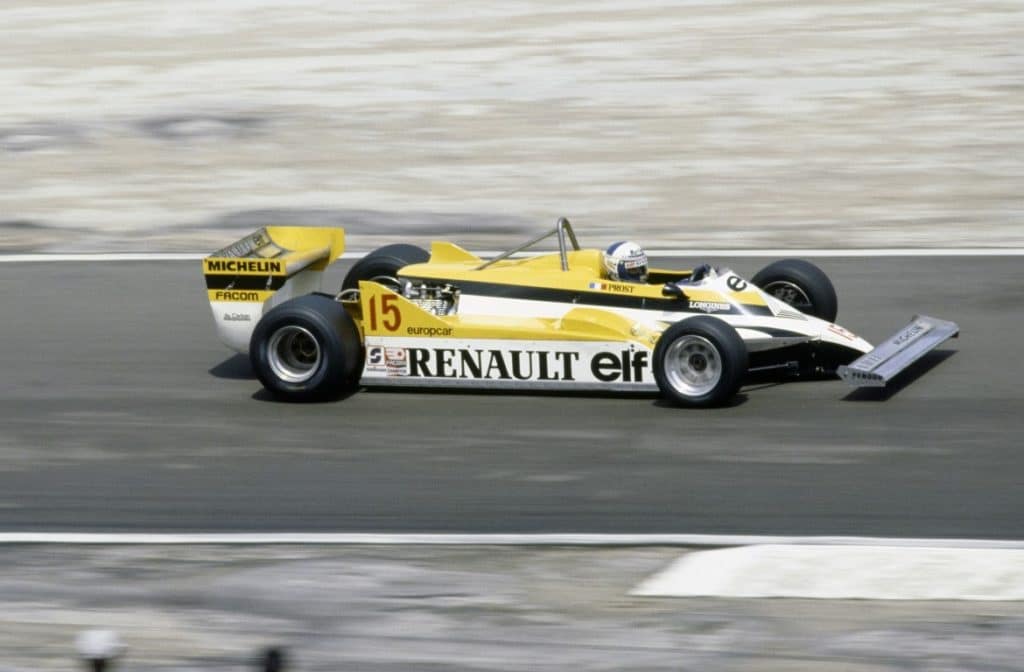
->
[838,315,959,387]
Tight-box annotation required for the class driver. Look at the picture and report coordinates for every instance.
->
[602,241,648,283]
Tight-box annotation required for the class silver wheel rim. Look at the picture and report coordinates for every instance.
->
[663,335,723,397]
[763,280,812,311]
[267,325,321,384]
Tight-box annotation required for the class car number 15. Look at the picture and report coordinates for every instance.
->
[368,294,402,332]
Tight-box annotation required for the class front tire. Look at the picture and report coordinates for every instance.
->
[341,243,429,292]
[653,317,748,407]
[752,259,838,322]
[250,294,362,401]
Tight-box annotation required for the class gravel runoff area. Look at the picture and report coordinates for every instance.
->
[1,545,1022,672]
[1,1,1022,252]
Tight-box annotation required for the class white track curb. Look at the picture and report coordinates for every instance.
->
[6,534,1021,601]
[632,544,1024,600]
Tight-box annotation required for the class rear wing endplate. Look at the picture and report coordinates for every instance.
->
[203,226,345,353]
[838,315,959,387]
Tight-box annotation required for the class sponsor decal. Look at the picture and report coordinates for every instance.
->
[587,281,635,294]
[223,312,251,322]
[603,282,635,294]
[213,290,261,301]
[828,324,857,341]
[726,275,748,292]
[407,348,579,381]
[366,346,386,371]
[388,347,649,384]
[205,259,283,274]
[892,323,929,346]
[385,347,409,375]
[366,346,410,375]
[406,326,454,337]
[589,347,649,383]
[688,300,730,314]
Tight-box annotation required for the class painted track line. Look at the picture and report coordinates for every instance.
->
[0,253,207,262]
[3,249,1024,263]
[1,533,1024,547]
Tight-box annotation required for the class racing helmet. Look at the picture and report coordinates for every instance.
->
[603,241,648,283]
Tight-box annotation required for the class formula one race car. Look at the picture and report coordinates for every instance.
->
[202,218,958,407]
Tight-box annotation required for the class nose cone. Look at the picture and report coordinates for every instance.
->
[817,319,873,355]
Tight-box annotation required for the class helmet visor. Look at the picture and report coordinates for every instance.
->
[618,259,648,282]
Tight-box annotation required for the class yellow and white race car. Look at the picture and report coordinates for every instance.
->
[202,219,958,406]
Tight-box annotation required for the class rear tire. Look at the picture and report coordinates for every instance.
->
[653,317,748,407]
[341,244,429,292]
[752,259,838,322]
[250,294,362,401]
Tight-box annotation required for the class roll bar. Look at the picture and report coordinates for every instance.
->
[475,217,581,271]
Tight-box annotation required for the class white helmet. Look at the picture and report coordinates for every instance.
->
[603,241,648,283]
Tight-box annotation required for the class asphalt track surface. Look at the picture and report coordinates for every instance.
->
[1,256,1020,538]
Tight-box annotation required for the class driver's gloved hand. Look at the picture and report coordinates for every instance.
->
[690,264,712,283]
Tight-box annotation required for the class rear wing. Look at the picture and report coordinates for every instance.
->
[838,315,959,387]
[203,226,345,352]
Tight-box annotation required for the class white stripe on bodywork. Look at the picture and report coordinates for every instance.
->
[361,338,658,391]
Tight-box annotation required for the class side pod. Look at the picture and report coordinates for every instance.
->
[838,315,959,387]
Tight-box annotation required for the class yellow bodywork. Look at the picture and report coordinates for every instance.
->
[203,226,345,304]
[398,244,769,308]
[201,224,762,360]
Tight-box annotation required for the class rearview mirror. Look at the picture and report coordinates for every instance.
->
[662,283,685,298]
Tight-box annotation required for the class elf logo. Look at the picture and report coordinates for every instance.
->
[590,349,649,383]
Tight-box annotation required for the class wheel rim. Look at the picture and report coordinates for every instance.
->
[663,335,723,397]
[762,280,813,312]
[267,325,321,383]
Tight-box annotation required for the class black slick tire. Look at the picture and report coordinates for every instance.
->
[653,317,748,408]
[341,244,429,292]
[751,259,838,322]
[249,294,362,402]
